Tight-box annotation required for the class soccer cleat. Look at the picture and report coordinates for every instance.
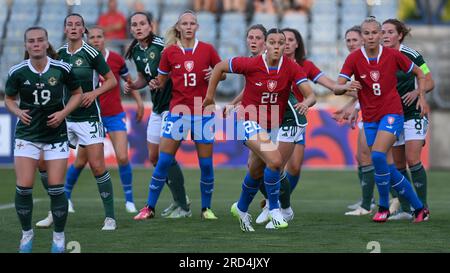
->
[166,207,192,218]
[281,207,294,222]
[201,208,218,220]
[125,201,137,213]
[388,211,413,221]
[256,202,270,224]
[134,205,155,220]
[51,232,65,253]
[231,202,255,232]
[269,209,288,229]
[161,203,178,217]
[347,199,362,210]
[413,207,430,223]
[68,199,75,213]
[101,217,117,230]
[345,206,372,216]
[372,207,390,223]
[389,197,400,214]
[19,230,34,253]
[36,211,53,228]
[51,242,65,253]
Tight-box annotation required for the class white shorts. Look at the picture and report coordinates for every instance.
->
[67,121,105,148]
[358,121,364,130]
[14,139,69,160]
[277,125,306,144]
[146,111,167,144]
[393,117,428,146]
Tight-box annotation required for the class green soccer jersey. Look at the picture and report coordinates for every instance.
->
[397,44,431,121]
[58,40,110,122]
[5,57,80,143]
[131,35,171,114]
[281,92,308,127]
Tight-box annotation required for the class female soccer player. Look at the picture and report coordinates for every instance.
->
[36,13,118,230]
[125,12,191,219]
[39,26,144,221]
[382,18,434,220]
[336,17,429,223]
[134,10,224,220]
[204,28,316,231]
[5,27,82,252]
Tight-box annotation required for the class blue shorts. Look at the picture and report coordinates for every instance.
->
[363,114,404,147]
[162,113,215,144]
[297,130,306,145]
[236,120,278,143]
[101,112,127,133]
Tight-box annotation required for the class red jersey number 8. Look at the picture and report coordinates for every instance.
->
[373,83,381,96]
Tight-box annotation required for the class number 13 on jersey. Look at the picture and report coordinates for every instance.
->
[184,73,196,87]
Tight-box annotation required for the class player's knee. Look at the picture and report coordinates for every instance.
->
[267,155,282,171]
[371,151,386,166]
[116,154,129,166]
[90,162,106,177]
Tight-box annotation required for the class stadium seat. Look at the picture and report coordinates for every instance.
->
[161,0,190,14]
[369,0,398,21]
[143,0,160,18]
[71,2,100,25]
[311,14,338,43]
[158,12,179,37]
[280,13,308,38]
[196,11,217,46]
[251,12,279,30]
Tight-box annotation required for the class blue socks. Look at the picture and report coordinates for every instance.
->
[199,157,214,210]
[389,164,423,210]
[147,152,174,209]
[371,151,390,209]
[264,167,281,210]
[119,163,133,203]
[65,165,84,200]
[286,172,300,193]
[237,173,260,212]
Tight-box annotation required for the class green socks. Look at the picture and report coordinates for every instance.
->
[166,160,189,211]
[48,185,68,232]
[410,162,427,207]
[360,165,375,211]
[15,186,33,231]
[96,172,115,219]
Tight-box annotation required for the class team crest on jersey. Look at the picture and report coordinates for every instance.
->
[48,77,57,86]
[267,80,277,92]
[387,116,395,125]
[370,70,380,82]
[149,52,155,59]
[75,58,83,66]
[184,61,194,72]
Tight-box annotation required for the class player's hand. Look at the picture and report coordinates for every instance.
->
[294,102,309,115]
[149,79,161,91]
[416,95,430,117]
[402,89,419,107]
[47,111,65,128]
[204,67,213,81]
[136,102,144,122]
[18,109,32,125]
[347,108,359,129]
[124,78,134,94]
[80,92,97,108]
[347,80,362,92]
[202,96,215,108]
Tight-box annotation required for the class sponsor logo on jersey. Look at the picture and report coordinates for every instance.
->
[23,80,31,85]
[255,82,263,86]
[184,61,194,72]
[149,52,155,59]
[267,80,277,92]
[35,83,45,89]
[75,58,83,66]
[370,70,380,82]
[143,58,148,63]
[48,77,57,86]
[360,74,367,79]
[175,64,181,69]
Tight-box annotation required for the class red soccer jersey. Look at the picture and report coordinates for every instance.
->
[292,58,323,102]
[158,40,221,113]
[340,45,414,122]
[230,54,308,129]
[97,11,127,40]
[99,49,128,117]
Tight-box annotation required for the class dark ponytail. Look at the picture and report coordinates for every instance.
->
[125,11,155,59]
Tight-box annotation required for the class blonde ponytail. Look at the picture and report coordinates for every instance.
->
[164,25,180,48]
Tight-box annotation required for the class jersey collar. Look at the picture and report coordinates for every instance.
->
[178,39,199,54]
[28,56,50,74]
[261,52,283,74]
[104,48,110,62]
[361,44,383,64]
[66,40,86,55]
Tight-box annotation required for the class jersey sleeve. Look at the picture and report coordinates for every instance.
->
[292,61,308,86]
[117,55,129,77]
[339,54,355,81]
[4,72,19,96]
[394,49,414,74]
[229,56,251,74]
[93,52,111,76]
[410,53,430,75]
[304,60,324,83]
[157,48,170,75]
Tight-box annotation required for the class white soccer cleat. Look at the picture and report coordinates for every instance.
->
[345,206,372,216]
[269,209,288,229]
[101,217,117,231]
[388,211,413,220]
[19,229,34,253]
[125,201,137,213]
[167,207,192,218]
[256,203,270,224]
[68,199,75,213]
[389,197,400,214]
[230,202,255,232]
[281,207,294,222]
[265,221,275,229]
[51,232,65,253]
[36,211,53,228]
[347,200,362,210]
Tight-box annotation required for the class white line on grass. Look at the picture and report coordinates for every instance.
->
[0,198,43,210]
